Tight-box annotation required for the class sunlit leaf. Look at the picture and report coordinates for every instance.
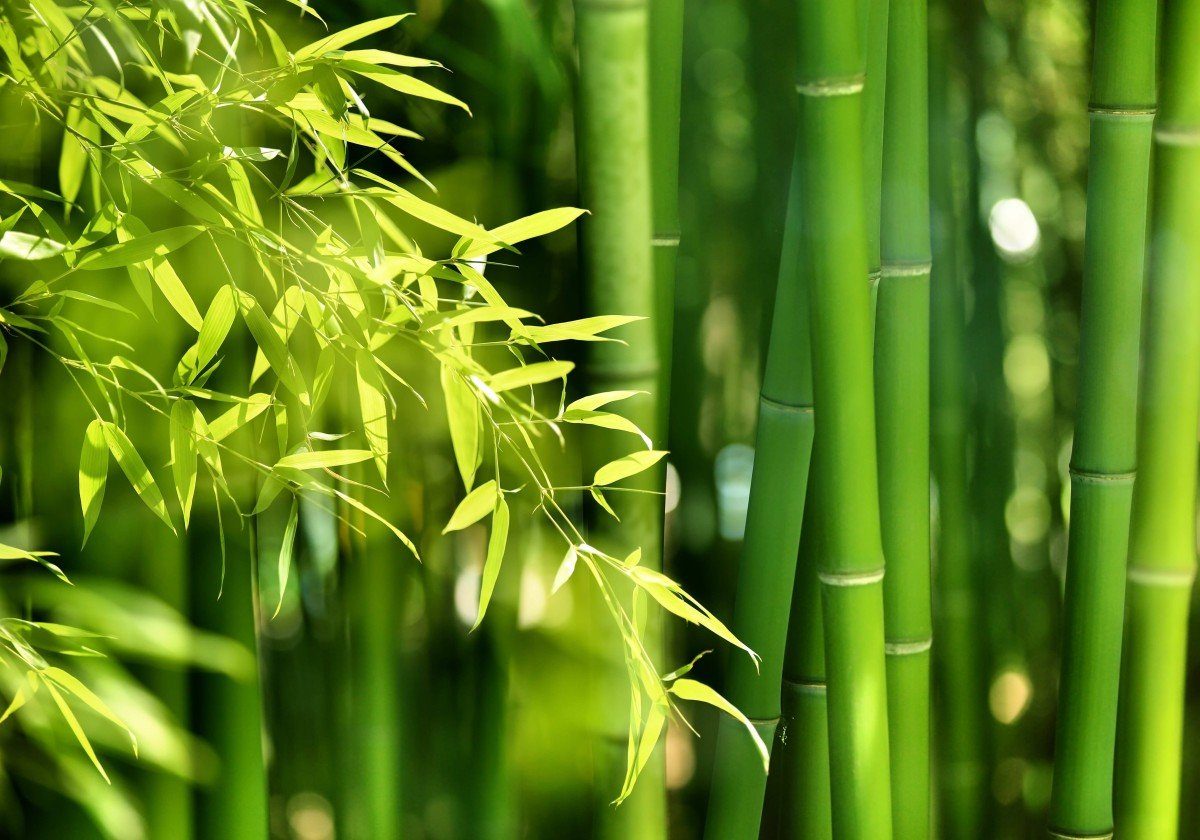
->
[275,497,299,619]
[170,402,198,529]
[593,450,667,486]
[487,360,573,393]
[443,479,498,534]
[101,422,174,532]
[356,349,389,482]
[472,497,509,630]
[78,420,107,546]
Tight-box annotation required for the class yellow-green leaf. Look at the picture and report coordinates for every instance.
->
[275,449,374,471]
[101,422,174,531]
[593,450,667,486]
[170,402,198,528]
[356,349,389,482]
[669,677,769,772]
[488,360,573,393]
[441,366,480,490]
[275,497,299,619]
[78,420,108,546]
[443,480,498,534]
[77,225,202,270]
[472,497,509,630]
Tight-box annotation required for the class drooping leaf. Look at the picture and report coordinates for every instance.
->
[194,285,237,372]
[356,349,389,482]
[275,497,299,619]
[551,545,578,595]
[170,402,198,528]
[669,677,769,772]
[441,365,480,490]
[101,422,174,531]
[472,497,509,630]
[78,420,108,545]
[238,291,307,402]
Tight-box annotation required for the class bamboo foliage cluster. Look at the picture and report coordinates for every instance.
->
[0,0,760,816]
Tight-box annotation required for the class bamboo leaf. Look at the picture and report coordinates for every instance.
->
[443,480,498,534]
[669,677,769,772]
[238,291,308,402]
[42,667,136,755]
[209,393,273,441]
[101,422,174,531]
[170,402,198,529]
[441,365,480,490]
[593,450,667,486]
[0,230,67,260]
[42,679,110,784]
[472,497,509,630]
[275,497,299,619]
[521,315,643,343]
[76,226,202,270]
[356,349,389,482]
[295,14,411,61]
[195,285,237,372]
[275,449,374,471]
[567,390,645,413]
[460,207,587,259]
[487,360,573,393]
[78,420,108,546]
[551,545,578,595]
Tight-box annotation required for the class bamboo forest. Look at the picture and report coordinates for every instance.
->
[0,0,1196,837]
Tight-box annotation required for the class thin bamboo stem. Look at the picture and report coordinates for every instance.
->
[876,0,932,833]
[1114,0,1200,834]
[702,146,815,839]
[796,0,893,834]
[1048,0,1157,833]
[927,6,988,832]
[573,1,665,834]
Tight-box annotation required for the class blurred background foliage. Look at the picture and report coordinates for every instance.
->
[1,0,1188,838]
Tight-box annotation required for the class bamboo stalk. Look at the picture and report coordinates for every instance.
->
[1047,0,1157,834]
[927,5,989,833]
[703,149,815,839]
[796,0,893,835]
[573,1,665,834]
[876,0,932,832]
[1114,0,1200,834]
[649,0,684,433]
[767,459,831,840]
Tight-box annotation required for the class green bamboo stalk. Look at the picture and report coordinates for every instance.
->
[796,0,892,835]
[703,148,815,839]
[573,1,664,835]
[649,0,684,430]
[1114,0,1200,833]
[1047,0,1157,834]
[927,5,988,833]
[876,0,932,833]
[764,0,890,834]
[768,460,830,840]
[188,516,269,840]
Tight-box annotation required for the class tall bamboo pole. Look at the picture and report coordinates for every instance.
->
[927,4,988,833]
[573,1,665,835]
[1047,0,1157,833]
[1114,0,1200,833]
[767,460,830,840]
[649,0,684,430]
[703,150,815,839]
[797,0,893,835]
[876,0,931,832]
[764,0,889,833]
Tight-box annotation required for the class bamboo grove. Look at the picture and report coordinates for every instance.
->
[0,0,1197,837]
